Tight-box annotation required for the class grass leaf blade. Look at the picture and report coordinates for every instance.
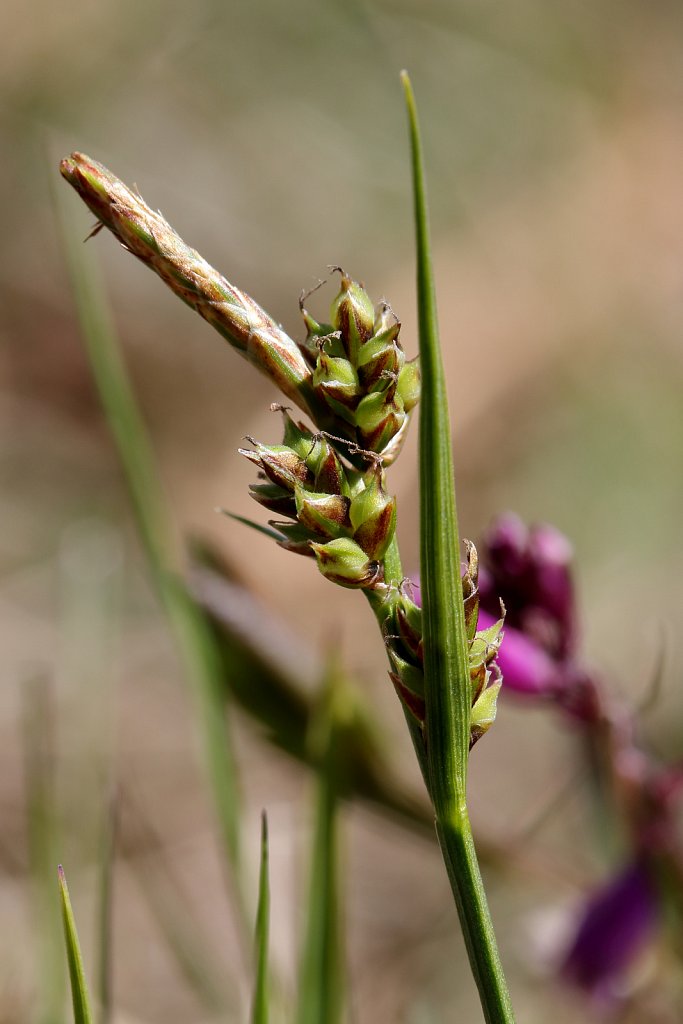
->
[296,667,345,1024]
[401,70,470,808]
[401,72,515,1023]
[251,812,271,1024]
[96,788,117,1024]
[58,867,94,1024]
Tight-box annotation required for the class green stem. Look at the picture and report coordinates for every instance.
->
[437,812,515,1024]
[367,536,509,1022]
[382,533,404,589]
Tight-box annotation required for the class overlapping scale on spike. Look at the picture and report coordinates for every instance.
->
[239,408,396,589]
[299,272,420,464]
[384,544,504,748]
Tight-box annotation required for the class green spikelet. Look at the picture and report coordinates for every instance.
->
[310,537,381,589]
[384,546,505,747]
[349,465,396,561]
[301,270,420,463]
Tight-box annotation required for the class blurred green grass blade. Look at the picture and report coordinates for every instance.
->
[251,813,270,1024]
[58,867,94,1024]
[402,73,515,1024]
[401,70,470,808]
[22,676,64,1024]
[96,788,117,1024]
[219,510,285,544]
[296,666,345,1024]
[57,215,173,579]
[55,186,243,888]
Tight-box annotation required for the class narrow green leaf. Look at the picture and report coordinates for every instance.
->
[251,812,270,1024]
[401,70,470,812]
[22,676,65,1024]
[402,72,515,1024]
[96,788,116,1024]
[55,185,243,910]
[58,867,94,1024]
[296,665,345,1024]
[219,509,285,544]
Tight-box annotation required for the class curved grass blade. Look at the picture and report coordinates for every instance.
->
[296,663,345,1024]
[58,867,94,1024]
[251,812,270,1024]
[23,676,65,1024]
[96,787,117,1024]
[401,70,470,807]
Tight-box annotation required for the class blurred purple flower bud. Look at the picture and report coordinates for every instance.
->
[561,859,658,1002]
[484,512,529,582]
[527,523,575,657]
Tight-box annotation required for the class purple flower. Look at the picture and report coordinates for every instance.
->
[480,513,576,660]
[412,515,587,701]
[477,609,565,698]
[561,859,658,1002]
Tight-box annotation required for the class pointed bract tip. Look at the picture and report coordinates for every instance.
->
[59,157,77,182]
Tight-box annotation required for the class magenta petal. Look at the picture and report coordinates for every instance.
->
[561,860,658,1000]
[478,610,563,697]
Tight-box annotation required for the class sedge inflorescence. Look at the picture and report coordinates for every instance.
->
[58,152,507,751]
[241,273,503,748]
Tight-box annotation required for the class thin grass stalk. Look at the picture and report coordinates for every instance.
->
[296,666,345,1024]
[251,813,271,1024]
[96,787,116,1024]
[401,71,515,1024]
[22,676,65,1024]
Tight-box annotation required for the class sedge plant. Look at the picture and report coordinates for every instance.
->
[59,74,515,1021]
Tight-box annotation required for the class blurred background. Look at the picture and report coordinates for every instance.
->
[2,0,683,1021]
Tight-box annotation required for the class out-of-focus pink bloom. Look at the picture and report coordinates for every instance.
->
[561,859,658,1002]
[477,609,565,698]
[480,513,576,660]
[411,576,572,699]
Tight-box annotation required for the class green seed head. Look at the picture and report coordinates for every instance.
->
[249,482,297,517]
[397,358,421,414]
[330,273,375,364]
[349,465,397,560]
[357,332,404,390]
[270,520,317,557]
[470,676,502,747]
[313,352,360,416]
[294,487,351,539]
[309,537,381,589]
[239,442,313,492]
[355,386,405,453]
